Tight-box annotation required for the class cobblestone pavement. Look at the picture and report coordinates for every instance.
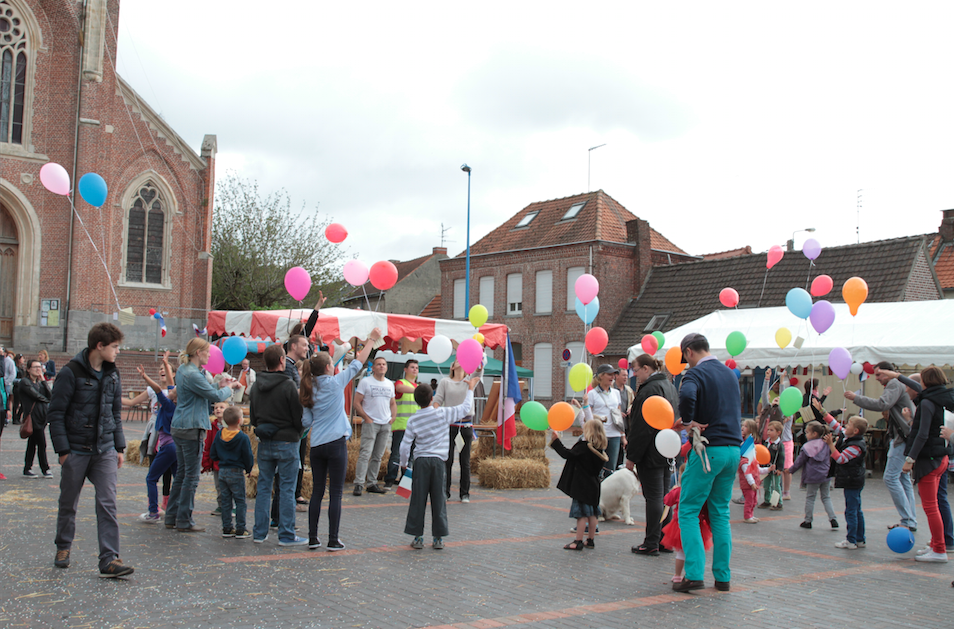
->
[1,430,951,628]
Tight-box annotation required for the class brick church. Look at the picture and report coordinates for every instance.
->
[0,0,215,354]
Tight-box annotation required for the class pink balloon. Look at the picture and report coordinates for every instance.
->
[618,358,629,370]
[40,162,71,196]
[575,273,599,305]
[284,266,312,301]
[456,338,483,373]
[719,287,739,308]
[369,260,399,291]
[585,327,608,355]
[767,245,784,269]
[640,334,658,354]
[206,345,225,375]
[325,223,348,244]
[343,260,369,286]
[810,274,833,297]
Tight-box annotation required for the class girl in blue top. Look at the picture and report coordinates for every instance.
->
[300,327,382,551]
[165,338,241,532]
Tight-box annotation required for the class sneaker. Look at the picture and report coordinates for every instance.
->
[253,535,269,544]
[366,484,387,494]
[211,508,221,517]
[138,512,162,524]
[830,519,839,529]
[915,550,949,563]
[54,549,70,569]
[743,517,760,523]
[99,559,134,578]
[411,536,424,550]
[353,484,363,496]
[433,537,445,550]
[269,521,279,529]
[916,545,932,556]
[326,539,346,552]
[222,527,235,538]
[757,503,771,509]
[658,545,673,554]
[308,537,322,550]
[731,496,744,505]
[461,496,470,503]
[176,525,206,533]
[234,529,251,539]
[782,492,791,501]
[632,544,659,556]
[769,505,783,511]
[855,541,866,548]
[23,470,38,478]
[278,536,308,547]
[800,521,812,529]
[42,470,54,479]
[835,540,858,549]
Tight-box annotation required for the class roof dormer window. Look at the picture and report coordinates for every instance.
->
[514,211,539,228]
[561,202,585,220]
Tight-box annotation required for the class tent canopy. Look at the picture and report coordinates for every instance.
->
[416,356,533,378]
[628,301,954,369]
[207,307,509,352]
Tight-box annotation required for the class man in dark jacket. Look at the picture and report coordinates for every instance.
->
[48,323,133,578]
[250,344,305,546]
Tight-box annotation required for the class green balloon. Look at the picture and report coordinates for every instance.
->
[568,362,593,392]
[520,401,549,431]
[726,331,747,357]
[779,386,802,416]
[651,331,665,349]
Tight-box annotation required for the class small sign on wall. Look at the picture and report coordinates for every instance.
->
[41,299,60,327]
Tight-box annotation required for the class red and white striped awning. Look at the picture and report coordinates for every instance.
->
[206,307,509,352]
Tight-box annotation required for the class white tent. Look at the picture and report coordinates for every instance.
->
[628,301,954,369]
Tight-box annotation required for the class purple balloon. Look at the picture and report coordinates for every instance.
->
[803,238,822,261]
[829,347,852,380]
[809,300,835,334]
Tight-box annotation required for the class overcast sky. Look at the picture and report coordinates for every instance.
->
[116,1,954,271]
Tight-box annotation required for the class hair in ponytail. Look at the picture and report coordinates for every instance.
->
[634,353,661,371]
[180,338,210,366]
[300,351,333,408]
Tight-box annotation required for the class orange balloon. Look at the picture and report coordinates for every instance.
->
[664,347,685,376]
[842,276,868,316]
[754,444,770,465]
[548,401,576,431]
[642,395,674,430]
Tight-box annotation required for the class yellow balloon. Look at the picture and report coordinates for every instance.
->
[473,332,485,345]
[568,362,593,392]
[775,327,792,349]
[469,304,488,328]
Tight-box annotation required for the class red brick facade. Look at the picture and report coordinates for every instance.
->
[0,0,214,354]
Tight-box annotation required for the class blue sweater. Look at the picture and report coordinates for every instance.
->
[678,356,742,447]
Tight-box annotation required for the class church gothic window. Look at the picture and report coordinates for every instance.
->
[0,0,28,145]
[125,184,166,284]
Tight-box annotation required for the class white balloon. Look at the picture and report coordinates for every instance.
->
[331,341,351,364]
[427,334,453,364]
[654,428,682,459]
[850,362,863,375]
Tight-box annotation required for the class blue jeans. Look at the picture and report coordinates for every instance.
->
[938,469,954,548]
[309,437,348,543]
[844,487,865,544]
[254,440,299,542]
[218,467,247,531]
[164,433,204,529]
[146,441,177,515]
[604,436,621,477]
[385,430,405,484]
[884,440,917,528]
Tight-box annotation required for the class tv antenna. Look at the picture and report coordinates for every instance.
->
[856,189,863,244]
[440,223,455,248]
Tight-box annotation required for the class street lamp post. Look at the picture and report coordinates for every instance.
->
[787,227,816,252]
[461,164,472,315]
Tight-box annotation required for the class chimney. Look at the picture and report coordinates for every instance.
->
[940,209,954,243]
[626,218,653,292]
[433,247,447,256]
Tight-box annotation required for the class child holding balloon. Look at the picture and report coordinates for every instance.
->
[662,459,712,584]
[550,420,609,550]
[758,421,784,510]
[785,420,838,529]
[738,419,761,523]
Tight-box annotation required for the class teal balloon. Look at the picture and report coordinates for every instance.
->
[78,173,108,207]
[779,386,802,416]
[575,296,600,325]
[726,331,746,357]
[786,287,813,319]
[520,401,549,431]
[222,336,248,365]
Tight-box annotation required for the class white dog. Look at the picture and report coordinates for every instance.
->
[598,468,641,525]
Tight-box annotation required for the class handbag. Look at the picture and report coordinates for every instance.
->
[19,410,33,439]
[608,407,625,431]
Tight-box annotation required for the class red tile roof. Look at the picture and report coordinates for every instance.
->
[462,190,687,256]
[702,246,753,260]
[419,294,441,318]
[927,234,954,290]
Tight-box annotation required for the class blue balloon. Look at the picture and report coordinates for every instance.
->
[732,367,742,379]
[78,173,108,207]
[222,336,248,366]
[575,296,600,325]
[785,287,813,319]
[886,527,915,553]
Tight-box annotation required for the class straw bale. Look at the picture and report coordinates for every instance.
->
[124,440,147,466]
[344,437,390,483]
[478,458,550,489]
[246,466,259,498]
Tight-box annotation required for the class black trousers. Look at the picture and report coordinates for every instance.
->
[635,463,672,548]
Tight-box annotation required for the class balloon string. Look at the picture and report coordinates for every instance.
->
[69,196,122,313]
[360,284,372,311]
[805,260,815,292]
[756,267,769,308]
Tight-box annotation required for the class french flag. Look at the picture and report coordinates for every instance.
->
[496,335,521,451]
[396,468,413,499]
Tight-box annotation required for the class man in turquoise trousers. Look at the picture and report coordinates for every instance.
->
[673,333,742,593]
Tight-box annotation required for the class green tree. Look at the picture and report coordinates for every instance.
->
[211,174,347,310]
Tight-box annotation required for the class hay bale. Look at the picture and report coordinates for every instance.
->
[125,440,144,465]
[478,458,550,489]
[246,466,258,498]
[300,470,312,500]
[343,437,390,483]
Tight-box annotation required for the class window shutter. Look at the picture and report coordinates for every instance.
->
[533,343,553,398]
[479,276,494,317]
[566,267,585,311]
[563,341,586,399]
[507,273,522,315]
[453,279,465,319]
[535,270,552,314]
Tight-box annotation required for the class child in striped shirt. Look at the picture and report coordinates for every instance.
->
[400,377,480,550]
[823,415,868,550]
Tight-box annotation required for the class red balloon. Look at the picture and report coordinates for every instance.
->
[719,287,739,308]
[640,334,658,354]
[862,362,875,374]
[810,274,833,297]
[369,261,399,291]
[789,376,799,386]
[585,327,608,355]
[148,308,156,315]
[725,359,737,369]
[618,358,629,370]
[325,223,348,243]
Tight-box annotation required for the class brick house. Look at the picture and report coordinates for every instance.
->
[928,209,954,299]
[340,247,448,315]
[439,190,692,401]
[0,0,215,353]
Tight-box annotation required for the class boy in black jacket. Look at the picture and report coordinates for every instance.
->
[824,416,868,550]
[210,406,254,539]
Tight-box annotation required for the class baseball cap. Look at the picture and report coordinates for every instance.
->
[595,364,619,376]
[679,333,708,363]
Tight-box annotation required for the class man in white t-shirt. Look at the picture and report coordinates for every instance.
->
[353,356,396,496]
